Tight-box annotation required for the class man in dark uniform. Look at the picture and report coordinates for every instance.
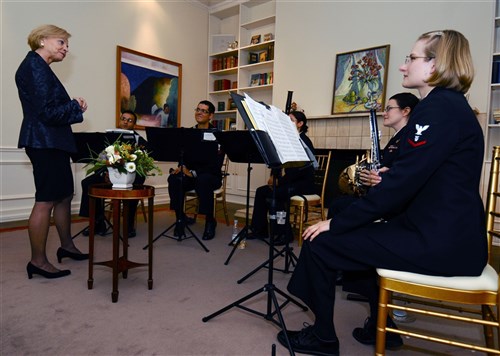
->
[167,100,225,240]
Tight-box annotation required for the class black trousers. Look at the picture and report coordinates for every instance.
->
[250,184,290,233]
[168,172,221,218]
[287,223,423,340]
[251,179,315,235]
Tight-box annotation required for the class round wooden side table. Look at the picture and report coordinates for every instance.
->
[87,183,155,302]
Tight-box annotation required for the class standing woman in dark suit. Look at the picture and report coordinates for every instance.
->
[277,30,487,355]
[16,24,89,279]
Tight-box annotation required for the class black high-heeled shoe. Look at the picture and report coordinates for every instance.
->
[26,262,71,279]
[56,247,89,263]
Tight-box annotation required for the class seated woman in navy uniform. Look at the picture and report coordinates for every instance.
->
[277,30,487,356]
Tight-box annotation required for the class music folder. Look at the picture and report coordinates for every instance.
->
[230,92,313,169]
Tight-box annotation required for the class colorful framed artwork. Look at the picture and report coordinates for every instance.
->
[331,44,390,114]
[116,46,182,128]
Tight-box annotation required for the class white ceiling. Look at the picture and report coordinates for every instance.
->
[195,0,231,9]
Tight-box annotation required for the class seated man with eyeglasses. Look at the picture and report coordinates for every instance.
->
[79,110,147,238]
[167,100,225,240]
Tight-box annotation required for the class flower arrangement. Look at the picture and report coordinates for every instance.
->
[85,139,162,177]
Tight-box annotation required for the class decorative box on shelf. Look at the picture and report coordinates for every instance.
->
[494,109,500,122]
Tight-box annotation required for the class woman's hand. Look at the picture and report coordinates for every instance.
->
[74,97,88,113]
[302,219,331,242]
[359,167,389,187]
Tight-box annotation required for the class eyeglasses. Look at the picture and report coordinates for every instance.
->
[194,108,210,114]
[120,117,134,123]
[384,106,400,112]
[405,55,434,64]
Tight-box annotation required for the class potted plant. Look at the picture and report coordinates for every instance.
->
[85,139,162,189]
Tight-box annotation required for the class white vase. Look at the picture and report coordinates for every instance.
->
[107,167,136,189]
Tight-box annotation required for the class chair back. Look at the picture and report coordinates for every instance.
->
[486,145,500,263]
[314,152,332,213]
[221,156,230,192]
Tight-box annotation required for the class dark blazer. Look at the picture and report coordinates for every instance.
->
[329,87,487,276]
[16,51,83,153]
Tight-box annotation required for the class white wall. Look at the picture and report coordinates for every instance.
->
[1,1,210,221]
[273,1,493,116]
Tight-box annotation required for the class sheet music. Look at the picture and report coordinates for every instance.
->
[243,94,270,131]
[243,93,310,165]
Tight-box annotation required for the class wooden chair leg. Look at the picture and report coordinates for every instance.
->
[222,199,229,226]
[298,205,305,246]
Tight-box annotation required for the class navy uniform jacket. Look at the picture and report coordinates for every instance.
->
[381,124,409,168]
[329,87,487,276]
[16,51,83,153]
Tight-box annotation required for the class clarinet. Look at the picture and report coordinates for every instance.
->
[368,108,381,172]
[285,91,293,114]
[353,109,381,195]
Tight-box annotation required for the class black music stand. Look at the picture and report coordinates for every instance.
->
[213,131,266,264]
[215,131,294,268]
[142,127,219,252]
[71,132,114,238]
[202,94,310,356]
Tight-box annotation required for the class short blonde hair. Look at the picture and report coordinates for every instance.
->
[27,24,71,51]
[418,30,474,93]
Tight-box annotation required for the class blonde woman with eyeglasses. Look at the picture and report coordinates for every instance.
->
[278,30,486,356]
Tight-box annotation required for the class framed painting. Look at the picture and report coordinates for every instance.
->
[116,46,182,129]
[331,44,390,114]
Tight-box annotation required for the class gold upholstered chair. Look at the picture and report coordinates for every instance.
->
[375,145,500,355]
[289,152,332,246]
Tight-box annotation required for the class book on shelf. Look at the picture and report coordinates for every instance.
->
[212,117,234,131]
[212,56,238,71]
[249,72,273,87]
[213,79,231,91]
[258,51,267,62]
[267,43,274,60]
[229,92,315,168]
[249,52,258,64]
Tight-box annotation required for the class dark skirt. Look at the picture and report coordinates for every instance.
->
[25,147,74,202]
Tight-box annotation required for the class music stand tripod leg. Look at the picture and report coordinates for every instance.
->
[225,162,252,265]
[142,220,176,250]
[202,174,308,356]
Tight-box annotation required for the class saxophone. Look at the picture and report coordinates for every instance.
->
[338,109,381,196]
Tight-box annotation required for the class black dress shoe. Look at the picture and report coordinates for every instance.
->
[56,248,89,263]
[273,233,293,246]
[202,220,217,240]
[184,215,196,225]
[173,220,185,237]
[26,262,71,279]
[277,323,339,356]
[352,316,403,349]
[245,230,267,240]
[82,220,107,236]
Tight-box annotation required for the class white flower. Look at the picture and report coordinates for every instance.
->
[125,162,136,173]
[105,145,115,155]
[130,154,137,162]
